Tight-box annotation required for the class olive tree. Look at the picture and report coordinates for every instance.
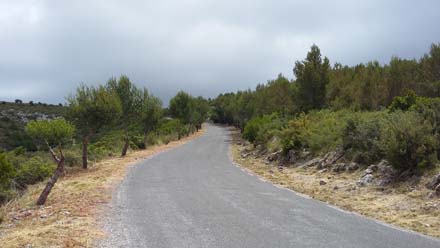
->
[67,85,122,169]
[26,119,75,205]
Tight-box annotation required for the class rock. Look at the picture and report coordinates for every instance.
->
[362,168,374,176]
[367,164,378,172]
[287,150,297,163]
[332,163,347,173]
[325,150,344,164]
[319,180,327,185]
[357,174,374,186]
[377,160,392,173]
[241,152,250,158]
[347,162,359,171]
[376,178,393,186]
[297,157,322,168]
[426,173,440,190]
[300,150,311,158]
[333,185,339,190]
[267,151,281,162]
[373,160,396,186]
[430,184,440,198]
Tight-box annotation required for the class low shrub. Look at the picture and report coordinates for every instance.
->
[379,111,438,172]
[388,90,418,112]
[15,157,55,188]
[342,112,385,165]
[281,110,353,155]
[243,114,276,143]
[64,150,82,167]
[0,153,15,189]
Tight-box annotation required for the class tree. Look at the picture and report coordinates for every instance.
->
[192,96,209,130]
[67,85,122,169]
[294,44,330,111]
[169,91,194,135]
[106,76,143,156]
[139,88,163,148]
[25,119,75,205]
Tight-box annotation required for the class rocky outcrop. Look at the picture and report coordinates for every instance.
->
[0,109,57,124]
[266,151,282,162]
[426,174,440,190]
[426,174,440,198]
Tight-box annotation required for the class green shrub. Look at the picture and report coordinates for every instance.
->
[280,112,310,153]
[342,112,385,165]
[379,111,438,172]
[388,90,418,112]
[281,110,352,154]
[64,150,82,167]
[15,157,55,188]
[243,115,275,143]
[0,153,15,189]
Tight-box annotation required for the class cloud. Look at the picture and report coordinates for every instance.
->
[0,0,439,103]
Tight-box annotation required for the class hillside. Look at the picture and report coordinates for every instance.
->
[0,102,66,151]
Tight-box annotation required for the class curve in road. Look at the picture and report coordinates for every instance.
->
[100,124,440,248]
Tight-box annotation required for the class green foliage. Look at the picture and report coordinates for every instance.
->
[342,112,385,164]
[242,116,269,143]
[139,89,163,136]
[15,157,55,188]
[25,118,75,146]
[169,91,193,124]
[388,90,418,112]
[67,84,122,135]
[379,111,438,171]
[294,44,330,111]
[242,114,284,145]
[0,153,15,189]
[64,150,82,167]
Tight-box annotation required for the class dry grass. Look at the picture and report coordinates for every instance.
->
[0,128,205,248]
[230,130,440,238]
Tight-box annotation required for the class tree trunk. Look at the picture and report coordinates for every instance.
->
[82,135,89,169]
[121,132,129,157]
[37,156,64,205]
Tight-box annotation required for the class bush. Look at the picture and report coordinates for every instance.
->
[281,110,353,154]
[388,90,418,112]
[342,112,385,165]
[242,119,261,143]
[280,114,308,153]
[15,157,55,188]
[64,150,82,167]
[243,115,275,143]
[0,153,15,189]
[379,111,438,172]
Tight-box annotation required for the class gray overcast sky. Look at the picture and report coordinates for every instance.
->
[0,0,439,104]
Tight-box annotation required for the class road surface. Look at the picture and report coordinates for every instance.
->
[100,124,440,248]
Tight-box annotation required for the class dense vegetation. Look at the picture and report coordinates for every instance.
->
[212,43,440,176]
[0,76,209,205]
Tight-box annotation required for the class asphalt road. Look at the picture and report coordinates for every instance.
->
[100,124,440,248]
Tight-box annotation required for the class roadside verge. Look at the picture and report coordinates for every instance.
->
[0,128,205,248]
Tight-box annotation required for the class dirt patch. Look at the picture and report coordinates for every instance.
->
[0,128,205,248]
[230,129,440,238]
